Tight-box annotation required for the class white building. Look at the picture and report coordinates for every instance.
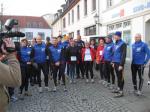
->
[52,0,150,59]
[100,0,150,58]
[2,15,52,42]
[52,0,99,41]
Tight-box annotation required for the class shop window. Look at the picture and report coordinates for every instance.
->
[85,25,96,36]
[107,0,113,8]
[26,32,33,40]
[84,0,88,16]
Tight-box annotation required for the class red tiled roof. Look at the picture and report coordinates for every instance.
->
[1,15,50,29]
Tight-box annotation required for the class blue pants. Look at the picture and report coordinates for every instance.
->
[69,64,76,80]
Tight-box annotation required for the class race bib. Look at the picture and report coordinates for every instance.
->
[27,51,31,55]
[84,55,92,61]
[136,47,141,52]
[42,48,45,51]
[71,56,77,61]
[46,56,49,60]
[99,51,103,55]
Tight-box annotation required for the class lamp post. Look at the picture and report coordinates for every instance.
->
[94,13,101,36]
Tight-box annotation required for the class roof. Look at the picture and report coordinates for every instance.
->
[1,15,51,29]
[52,0,80,25]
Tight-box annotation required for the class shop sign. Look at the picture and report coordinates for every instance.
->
[112,9,124,19]
[133,1,150,13]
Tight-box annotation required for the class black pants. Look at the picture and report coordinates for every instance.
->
[104,61,115,84]
[31,64,38,84]
[8,87,14,97]
[85,61,94,79]
[148,65,150,80]
[37,63,48,87]
[99,63,105,80]
[76,62,85,78]
[114,63,124,91]
[58,62,66,81]
[58,63,66,85]
[52,65,66,86]
[20,64,32,93]
[131,64,144,91]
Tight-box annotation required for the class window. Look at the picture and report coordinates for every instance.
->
[85,25,96,36]
[39,22,43,28]
[92,0,96,11]
[84,0,88,16]
[26,32,33,40]
[69,32,74,38]
[33,22,39,28]
[123,21,131,28]
[72,10,74,23]
[26,22,32,28]
[68,13,70,25]
[38,32,45,40]
[63,18,66,28]
[77,5,80,20]
[107,0,113,8]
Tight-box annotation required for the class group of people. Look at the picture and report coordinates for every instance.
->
[8,31,150,102]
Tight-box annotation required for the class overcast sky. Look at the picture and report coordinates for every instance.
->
[0,0,65,16]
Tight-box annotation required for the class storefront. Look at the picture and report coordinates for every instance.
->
[101,0,150,59]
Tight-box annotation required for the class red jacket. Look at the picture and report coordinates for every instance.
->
[96,45,104,63]
[81,47,96,62]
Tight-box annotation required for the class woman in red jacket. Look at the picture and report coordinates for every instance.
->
[82,42,96,83]
[96,38,105,83]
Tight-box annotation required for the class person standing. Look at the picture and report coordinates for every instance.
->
[58,35,69,84]
[90,39,97,50]
[96,38,105,83]
[49,37,67,92]
[103,35,115,89]
[0,38,21,111]
[112,31,127,98]
[46,37,52,78]
[19,38,32,99]
[66,39,79,83]
[131,33,150,95]
[75,35,85,79]
[30,38,38,85]
[31,35,49,93]
[82,42,95,83]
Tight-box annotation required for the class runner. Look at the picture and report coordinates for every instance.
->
[103,35,115,89]
[131,33,150,95]
[82,41,96,83]
[31,35,49,93]
[49,37,67,92]
[111,31,127,98]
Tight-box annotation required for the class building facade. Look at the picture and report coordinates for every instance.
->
[52,0,99,41]
[52,0,150,59]
[100,0,150,58]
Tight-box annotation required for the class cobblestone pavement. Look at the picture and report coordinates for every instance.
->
[7,63,150,112]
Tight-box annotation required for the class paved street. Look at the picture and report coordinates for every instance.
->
[7,63,150,112]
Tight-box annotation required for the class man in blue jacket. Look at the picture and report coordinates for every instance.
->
[58,35,69,84]
[112,31,127,98]
[31,35,49,93]
[19,38,32,99]
[49,37,67,92]
[131,33,150,96]
[103,34,115,89]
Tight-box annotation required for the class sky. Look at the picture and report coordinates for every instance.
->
[0,0,65,16]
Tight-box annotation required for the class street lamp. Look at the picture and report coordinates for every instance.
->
[94,13,99,24]
[94,13,102,36]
